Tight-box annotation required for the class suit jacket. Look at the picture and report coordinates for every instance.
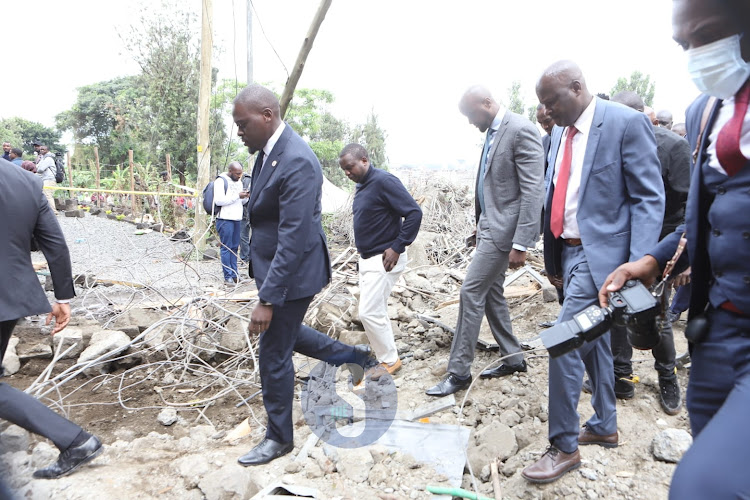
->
[475,110,545,251]
[0,158,75,322]
[542,98,665,289]
[247,125,331,305]
[651,94,750,317]
[653,126,691,236]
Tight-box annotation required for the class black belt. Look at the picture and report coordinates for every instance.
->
[562,238,582,247]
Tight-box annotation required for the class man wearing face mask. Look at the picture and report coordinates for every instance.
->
[600,0,750,497]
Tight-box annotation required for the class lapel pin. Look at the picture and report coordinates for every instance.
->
[272,161,278,167]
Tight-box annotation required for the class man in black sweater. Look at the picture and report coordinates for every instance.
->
[339,144,422,379]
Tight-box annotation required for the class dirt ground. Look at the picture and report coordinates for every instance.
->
[0,215,693,500]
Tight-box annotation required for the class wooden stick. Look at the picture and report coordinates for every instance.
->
[94,146,101,207]
[129,150,136,214]
[491,460,502,500]
[66,151,73,189]
[166,153,172,182]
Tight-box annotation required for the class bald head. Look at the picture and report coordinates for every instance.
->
[611,91,645,112]
[232,84,282,155]
[656,109,673,129]
[459,85,500,132]
[535,60,593,127]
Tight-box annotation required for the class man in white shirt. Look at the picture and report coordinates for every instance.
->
[214,162,249,284]
[36,145,58,215]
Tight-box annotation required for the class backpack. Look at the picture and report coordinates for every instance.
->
[53,154,65,184]
[201,175,228,216]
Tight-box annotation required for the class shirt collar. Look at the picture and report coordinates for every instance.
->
[489,106,506,133]
[571,97,597,136]
[263,122,286,158]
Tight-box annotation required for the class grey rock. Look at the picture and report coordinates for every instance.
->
[467,421,518,472]
[157,408,179,426]
[171,454,211,487]
[652,428,693,463]
[580,467,598,481]
[110,308,168,335]
[368,462,390,486]
[336,447,374,483]
[338,329,369,346]
[369,444,390,464]
[77,329,131,375]
[17,342,52,360]
[51,327,84,359]
[31,442,58,469]
[0,425,30,453]
[499,409,521,427]
[2,337,20,375]
[198,464,261,500]
[64,209,85,218]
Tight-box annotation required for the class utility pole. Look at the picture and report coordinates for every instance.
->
[247,0,253,84]
[279,0,333,119]
[194,0,213,253]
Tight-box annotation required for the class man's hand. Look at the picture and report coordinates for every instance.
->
[598,255,660,307]
[239,190,250,199]
[672,267,691,288]
[46,302,71,335]
[249,303,273,334]
[382,248,400,272]
[508,249,527,269]
[548,274,563,289]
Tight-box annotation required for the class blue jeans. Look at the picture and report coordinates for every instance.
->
[216,219,240,281]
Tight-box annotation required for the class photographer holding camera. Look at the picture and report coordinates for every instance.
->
[601,1,750,498]
[523,60,665,484]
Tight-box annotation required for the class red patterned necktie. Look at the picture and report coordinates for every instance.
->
[550,126,579,238]
[715,80,750,177]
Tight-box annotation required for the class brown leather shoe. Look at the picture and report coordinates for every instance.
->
[578,424,618,448]
[521,446,581,484]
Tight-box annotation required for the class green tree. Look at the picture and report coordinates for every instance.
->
[55,76,147,166]
[610,71,656,107]
[0,117,63,155]
[506,81,525,115]
[352,110,388,170]
[527,105,538,124]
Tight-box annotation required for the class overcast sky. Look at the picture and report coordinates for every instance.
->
[4,0,701,167]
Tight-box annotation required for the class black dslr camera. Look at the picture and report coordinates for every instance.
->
[541,280,661,358]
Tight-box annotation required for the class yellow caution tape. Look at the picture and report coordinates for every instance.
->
[43,185,198,197]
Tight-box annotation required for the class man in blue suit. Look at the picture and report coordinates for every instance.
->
[522,61,664,483]
[601,0,750,497]
[232,85,374,466]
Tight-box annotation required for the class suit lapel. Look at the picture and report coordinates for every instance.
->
[485,111,510,175]
[577,99,605,202]
[249,125,292,210]
[545,126,564,210]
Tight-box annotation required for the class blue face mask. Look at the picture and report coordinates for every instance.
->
[687,33,750,100]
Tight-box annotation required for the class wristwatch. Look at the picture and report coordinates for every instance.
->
[259,300,273,307]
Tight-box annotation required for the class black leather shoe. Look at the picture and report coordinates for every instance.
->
[538,320,556,329]
[582,378,592,394]
[425,373,472,397]
[33,435,103,479]
[480,360,527,379]
[238,438,294,466]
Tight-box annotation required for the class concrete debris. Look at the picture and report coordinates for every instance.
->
[2,337,20,375]
[157,408,179,426]
[652,428,693,463]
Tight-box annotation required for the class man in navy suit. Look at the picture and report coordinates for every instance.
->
[232,85,374,466]
[522,61,664,483]
[601,0,750,497]
[0,158,102,479]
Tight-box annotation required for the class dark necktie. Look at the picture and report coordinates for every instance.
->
[716,80,750,177]
[253,151,265,178]
[550,126,579,238]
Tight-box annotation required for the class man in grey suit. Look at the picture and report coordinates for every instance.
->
[522,61,664,483]
[0,158,102,479]
[426,86,544,397]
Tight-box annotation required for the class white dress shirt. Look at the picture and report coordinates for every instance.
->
[263,122,286,165]
[706,95,750,175]
[552,97,598,239]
